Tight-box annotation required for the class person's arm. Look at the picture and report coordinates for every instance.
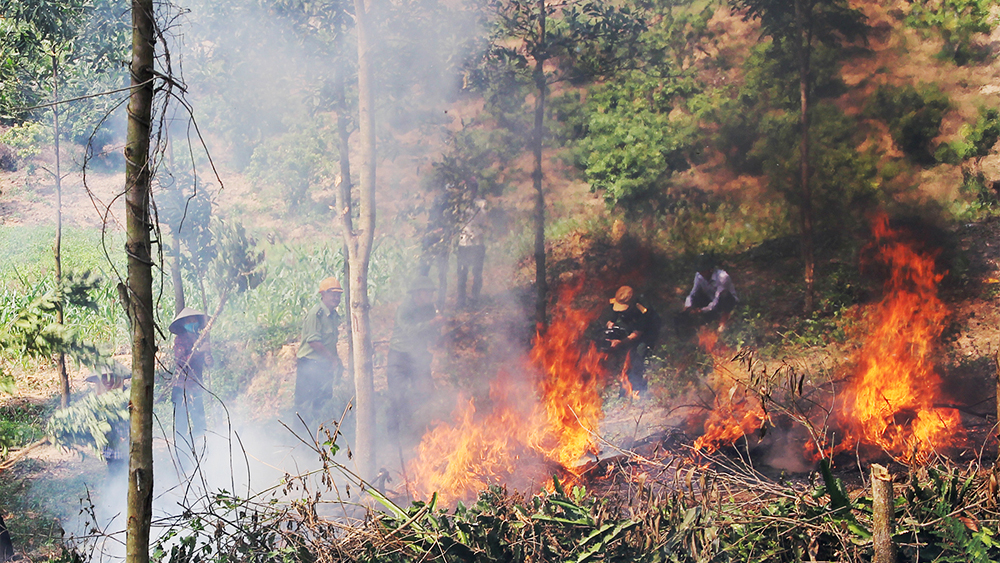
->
[684,273,703,309]
[300,308,337,362]
[703,271,729,312]
[309,342,337,363]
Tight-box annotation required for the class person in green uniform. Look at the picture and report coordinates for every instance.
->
[295,277,343,424]
[386,276,442,443]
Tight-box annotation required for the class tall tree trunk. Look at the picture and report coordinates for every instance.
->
[334,21,356,387]
[532,0,548,329]
[794,0,815,315]
[124,0,156,561]
[51,53,69,408]
[346,0,377,480]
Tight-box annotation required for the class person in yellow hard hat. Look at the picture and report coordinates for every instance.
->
[295,277,344,425]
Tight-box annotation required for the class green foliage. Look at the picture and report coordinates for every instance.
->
[582,82,698,214]
[864,83,950,164]
[151,491,302,563]
[942,106,1000,163]
[896,465,1000,562]
[363,482,650,562]
[906,0,995,65]
[0,0,129,160]
[211,219,267,297]
[244,120,337,213]
[0,225,129,352]
[572,0,711,215]
[0,401,45,452]
[45,387,127,457]
[0,271,103,365]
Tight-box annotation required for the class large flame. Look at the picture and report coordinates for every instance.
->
[836,213,963,461]
[691,329,767,454]
[407,281,608,503]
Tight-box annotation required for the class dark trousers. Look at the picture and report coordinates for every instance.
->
[295,357,340,425]
[456,244,485,308]
[419,251,449,311]
[385,349,434,443]
[0,513,13,563]
[172,386,206,452]
[607,343,648,393]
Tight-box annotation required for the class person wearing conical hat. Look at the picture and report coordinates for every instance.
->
[295,277,344,425]
[385,276,443,444]
[169,307,212,451]
[597,285,657,397]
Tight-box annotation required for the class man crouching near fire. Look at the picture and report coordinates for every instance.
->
[681,254,738,334]
[386,276,443,445]
[295,277,344,426]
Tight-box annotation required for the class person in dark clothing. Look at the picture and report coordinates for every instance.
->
[418,188,457,311]
[597,286,656,396]
[170,308,212,452]
[386,276,442,443]
[295,277,344,426]
[0,513,14,562]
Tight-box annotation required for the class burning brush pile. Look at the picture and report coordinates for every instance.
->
[689,213,966,465]
[404,282,609,503]
[399,213,971,506]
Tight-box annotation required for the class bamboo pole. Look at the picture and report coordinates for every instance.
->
[871,464,896,563]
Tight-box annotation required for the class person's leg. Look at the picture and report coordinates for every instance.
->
[716,293,737,332]
[627,343,648,393]
[435,251,449,311]
[294,359,309,415]
[0,513,14,563]
[456,246,469,308]
[189,388,206,439]
[470,244,485,304]
[385,350,410,443]
[172,386,189,445]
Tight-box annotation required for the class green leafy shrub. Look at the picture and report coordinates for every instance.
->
[45,387,128,458]
[943,106,1000,162]
[864,84,950,164]
[906,0,994,65]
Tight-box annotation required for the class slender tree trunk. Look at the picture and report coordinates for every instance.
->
[347,0,377,480]
[794,0,815,315]
[334,28,356,385]
[124,0,156,561]
[51,53,69,408]
[532,0,548,329]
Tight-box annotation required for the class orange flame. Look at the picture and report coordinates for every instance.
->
[691,329,767,454]
[836,213,963,461]
[407,281,608,503]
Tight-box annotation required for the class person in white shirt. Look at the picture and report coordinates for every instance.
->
[456,181,487,309]
[683,255,739,332]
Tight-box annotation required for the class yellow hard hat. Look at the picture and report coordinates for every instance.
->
[318,277,344,293]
